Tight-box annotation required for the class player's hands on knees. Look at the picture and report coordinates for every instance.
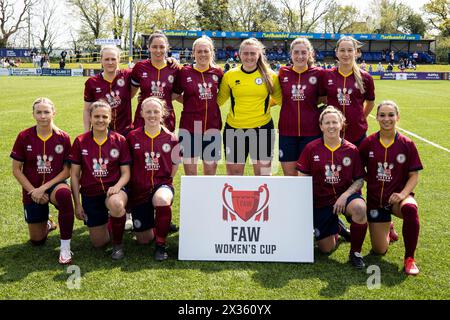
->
[107,186,121,197]
[29,187,49,204]
[388,192,406,205]
[74,205,87,221]
[333,193,349,215]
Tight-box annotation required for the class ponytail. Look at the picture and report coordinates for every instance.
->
[336,36,366,95]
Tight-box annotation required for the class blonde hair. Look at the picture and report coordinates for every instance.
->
[239,38,274,94]
[32,97,60,133]
[336,36,365,95]
[192,36,216,67]
[319,105,346,126]
[141,97,169,123]
[377,100,400,115]
[290,37,315,67]
[100,45,121,60]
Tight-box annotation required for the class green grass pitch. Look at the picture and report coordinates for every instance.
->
[0,76,449,299]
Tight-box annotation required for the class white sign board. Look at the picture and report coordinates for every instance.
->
[0,68,9,76]
[94,38,121,46]
[395,73,408,80]
[179,176,314,263]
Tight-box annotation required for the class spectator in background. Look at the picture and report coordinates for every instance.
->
[368,64,373,73]
[59,59,66,70]
[387,62,393,71]
[376,62,385,73]
[360,60,367,71]
[61,50,67,62]
[389,50,395,63]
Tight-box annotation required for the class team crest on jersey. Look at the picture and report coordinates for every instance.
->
[110,148,119,158]
[377,162,394,182]
[134,143,140,150]
[151,81,166,98]
[27,145,32,151]
[309,76,317,85]
[342,157,351,167]
[291,84,306,101]
[370,209,379,218]
[337,87,352,106]
[144,151,160,170]
[106,90,121,108]
[212,74,219,82]
[396,153,406,164]
[92,157,108,177]
[162,143,171,153]
[55,144,64,154]
[36,154,53,174]
[117,78,125,87]
[255,77,263,85]
[198,82,213,100]
[324,164,342,184]
[168,75,174,83]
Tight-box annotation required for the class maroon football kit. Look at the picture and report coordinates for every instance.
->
[126,127,180,208]
[321,68,375,143]
[131,60,179,131]
[359,131,423,210]
[278,66,324,137]
[10,127,71,204]
[297,138,364,208]
[84,69,133,135]
[69,131,131,196]
[174,65,223,133]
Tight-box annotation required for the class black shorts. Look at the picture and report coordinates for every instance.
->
[313,193,364,240]
[23,181,68,223]
[131,185,174,232]
[81,194,109,228]
[178,131,222,161]
[223,120,275,164]
[279,135,321,162]
[367,193,415,223]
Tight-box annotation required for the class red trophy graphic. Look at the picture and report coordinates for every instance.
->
[222,183,270,222]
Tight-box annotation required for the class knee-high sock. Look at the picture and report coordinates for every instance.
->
[350,222,367,253]
[55,188,74,240]
[110,215,126,245]
[402,203,420,259]
[155,206,172,246]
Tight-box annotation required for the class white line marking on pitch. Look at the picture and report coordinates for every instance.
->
[368,115,450,153]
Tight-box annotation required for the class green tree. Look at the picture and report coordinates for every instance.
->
[68,0,109,40]
[403,13,427,36]
[323,4,359,33]
[423,0,450,36]
[196,0,231,31]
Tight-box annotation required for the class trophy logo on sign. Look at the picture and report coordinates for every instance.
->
[222,183,270,222]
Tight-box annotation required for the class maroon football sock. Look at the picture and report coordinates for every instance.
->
[155,206,172,246]
[110,215,126,245]
[55,188,74,240]
[350,222,367,253]
[402,203,420,259]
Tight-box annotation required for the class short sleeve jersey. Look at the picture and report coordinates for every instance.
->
[126,127,180,207]
[131,60,179,131]
[173,65,224,133]
[10,127,71,204]
[278,66,325,137]
[359,132,423,209]
[297,138,364,208]
[217,66,282,129]
[321,68,375,143]
[84,69,133,136]
[69,131,131,197]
